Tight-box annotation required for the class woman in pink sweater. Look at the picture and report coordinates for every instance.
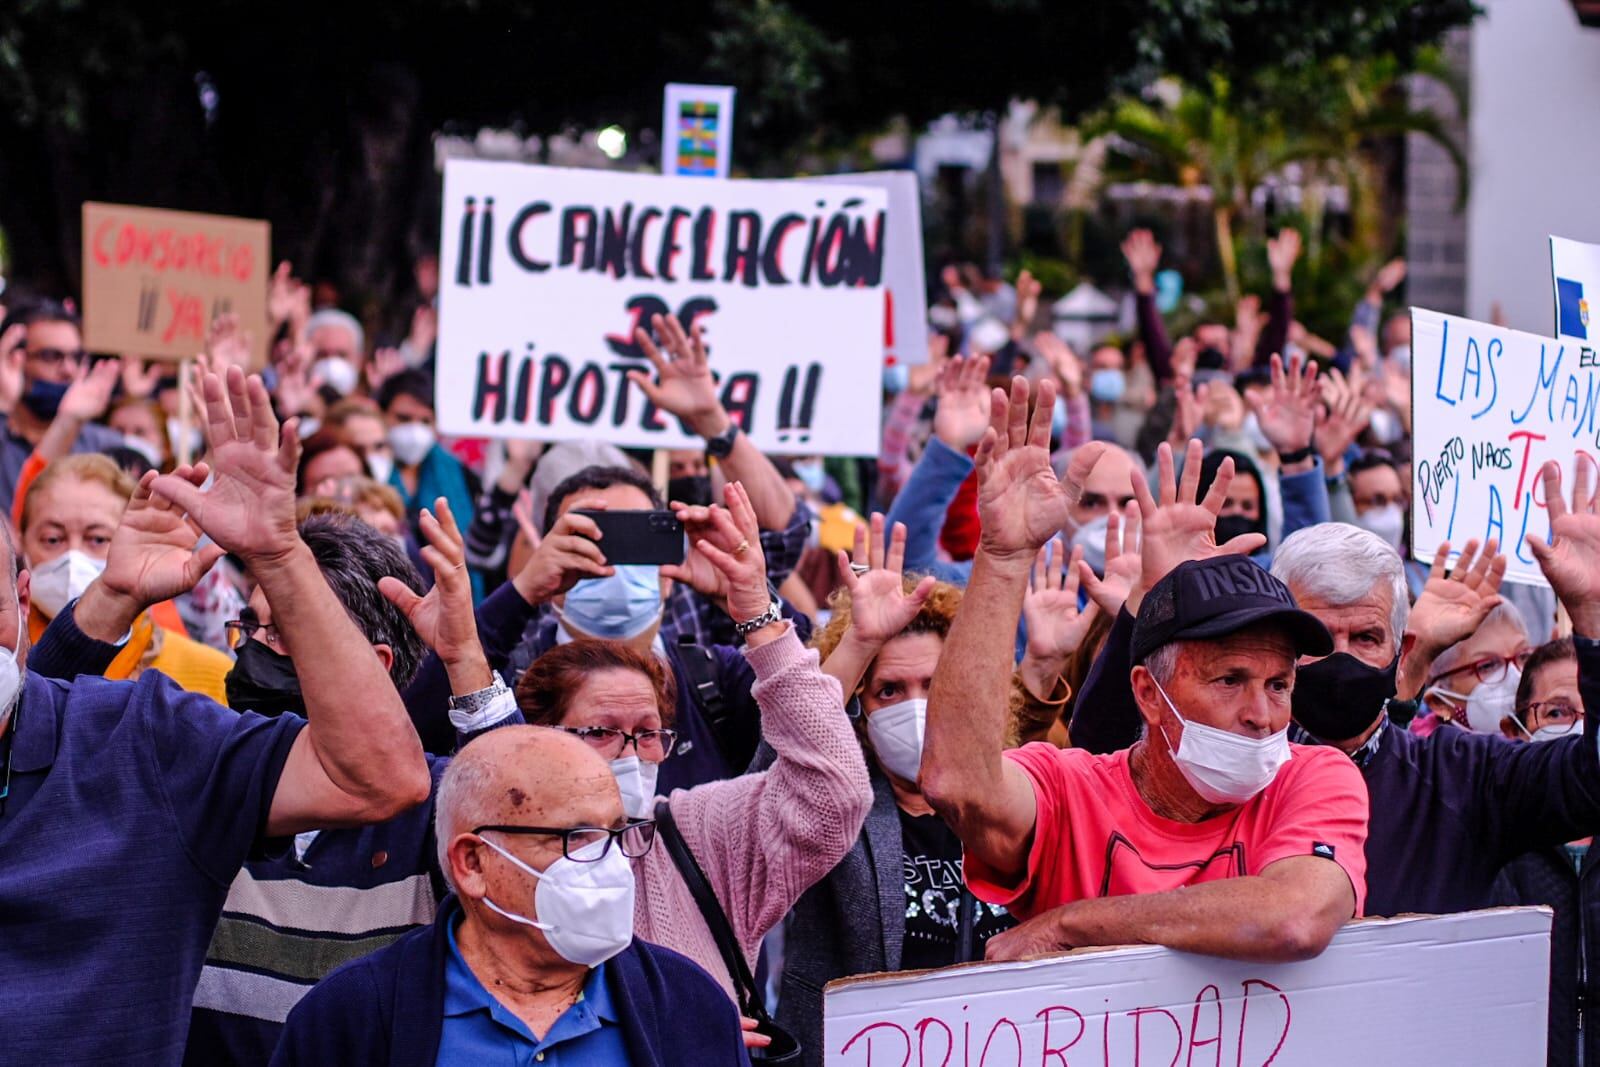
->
[512,481,872,1001]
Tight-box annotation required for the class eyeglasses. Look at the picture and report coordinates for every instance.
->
[1517,701,1584,729]
[1426,651,1531,690]
[472,819,657,861]
[224,618,286,654]
[26,347,86,368]
[554,725,678,761]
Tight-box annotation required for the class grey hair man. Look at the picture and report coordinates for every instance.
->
[1270,514,1600,918]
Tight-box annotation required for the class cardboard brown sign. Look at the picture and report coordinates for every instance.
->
[81,202,270,364]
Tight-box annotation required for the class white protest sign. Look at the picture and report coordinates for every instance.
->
[1551,235,1600,341]
[824,909,1550,1066]
[662,83,736,179]
[1410,306,1600,585]
[808,171,928,365]
[436,160,888,455]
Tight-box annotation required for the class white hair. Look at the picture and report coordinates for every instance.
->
[305,308,366,356]
[1271,523,1409,651]
[1430,601,1531,679]
[1143,640,1186,687]
[434,754,499,893]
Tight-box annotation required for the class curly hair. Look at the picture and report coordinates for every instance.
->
[811,575,1030,748]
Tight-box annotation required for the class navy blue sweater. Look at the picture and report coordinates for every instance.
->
[269,897,752,1067]
[1071,610,1600,916]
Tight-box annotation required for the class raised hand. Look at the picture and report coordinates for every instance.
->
[272,343,324,418]
[58,357,122,423]
[100,464,227,613]
[1012,269,1042,338]
[836,513,936,646]
[627,313,728,438]
[1129,439,1265,613]
[1313,366,1372,469]
[1033,332,1083,399]
[662,501,734,605]
[365,346,405,393]
[1246,352,1318,457]
[268,261,308,329]
[688,481,771,625]
[1023,539,1098,666]
[205,312,253,372]
[1527,458,1600,637]
[1079,501,1142,617]
[147,366,300,565]
[121,356,164,400]
[1121,229,1162,293]
[406,304,438,354]
[379,498,488,685]
[905,333,949,397]
[1166,371,1209,449]
[1406,539,1507,661]
[933,354,993,449]
[974,376,1079,564]
[512,508,612,605]
[1267,228,1302,291]
[1348,323,1380,370]
[1368,257,1407,300]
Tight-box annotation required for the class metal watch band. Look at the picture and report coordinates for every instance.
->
[448,674,510,713]
[733,599,783,636]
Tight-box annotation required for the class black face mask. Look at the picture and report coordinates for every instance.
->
[1293,652,1398,742]
[1196,345,1228,370]
[225,640,305,718]
[1213,513,1264,546]
[667,474,714,509]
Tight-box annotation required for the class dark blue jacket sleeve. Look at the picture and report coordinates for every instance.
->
[29,598,125,680]
[1479,635,1600,865]
[269,959,390,1066]
[1279,456,1331,540]
[885,436,975,586]
[404,580,538,755]
[1067,608,1144,754]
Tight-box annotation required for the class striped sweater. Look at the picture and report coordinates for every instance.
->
[182,758,450,1067]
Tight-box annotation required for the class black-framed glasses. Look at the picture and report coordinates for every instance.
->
[472,819,657,861]
[554,725,678,761]
[25,347,86,367]
[224,618,286,653]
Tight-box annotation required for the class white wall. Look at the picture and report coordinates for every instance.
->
[1466,0,1600,333]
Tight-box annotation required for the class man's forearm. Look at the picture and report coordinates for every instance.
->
[1047,875,1345,964]
[923,549,1030,827]
[258,541,428,807]
[718,430,797,530]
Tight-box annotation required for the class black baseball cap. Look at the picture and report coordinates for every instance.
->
[1131,556,1333,664]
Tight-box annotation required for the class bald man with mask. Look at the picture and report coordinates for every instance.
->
[273,727,750,1065]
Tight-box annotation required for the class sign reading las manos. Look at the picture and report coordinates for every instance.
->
[1410,305,1600,585]
[436,160,889,455]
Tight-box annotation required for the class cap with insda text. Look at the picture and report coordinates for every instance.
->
[1131,556,1333,665]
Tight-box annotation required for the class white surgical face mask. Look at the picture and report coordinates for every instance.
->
[312,357,359,397]
[1386,344,1411,372]
[1368,408,1402,445]
[1153,677,1291,806]
[167,416,204,460]
[1069,513,1111,576]
[120,433,163,469]
[28,550,106,620]
[365,450,395,484]
[865,698,927,783]
[1532,721,1581,743]
[608,755,660,820]
[1355,504,1405,552]
[1241,411,1274,454]
[478,834,636,967]
[1428,667,1523,734]
[388,422,437,467]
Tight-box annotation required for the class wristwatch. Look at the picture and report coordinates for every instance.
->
[705,422,740,459]
[1277,444,1314,465]
[734,599,784,636]
[448,673,511,714]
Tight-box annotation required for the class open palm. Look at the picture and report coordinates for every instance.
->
[1132,440,1265,607]
[1529,460,1600,634]
[1248,352,1318,454]
[1024,540,1098,662]
[150,367,299,564]
[976,377,1074,561]
[837,514,933,644]
[103,466,226,609]
[1407,539,1505,655]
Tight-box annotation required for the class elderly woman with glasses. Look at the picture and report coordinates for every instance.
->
[513,482,872,1016]
[1414,601,1533,736]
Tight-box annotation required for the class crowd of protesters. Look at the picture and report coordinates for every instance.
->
[1,221,1598,1067]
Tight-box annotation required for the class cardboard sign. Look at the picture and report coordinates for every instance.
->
[662,84,736,179]
[808,171,928,366]
[823,909,1550,1066]
[1551,235,1600,342]
[435,160,888,455]
[1409,306,1600,586]
[81,202,269,364]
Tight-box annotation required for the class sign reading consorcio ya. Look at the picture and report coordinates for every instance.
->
[436,160,889,456]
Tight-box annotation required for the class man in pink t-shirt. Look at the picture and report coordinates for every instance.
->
[922,377,1369,965]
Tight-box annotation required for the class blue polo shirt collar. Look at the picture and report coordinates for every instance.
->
[12,674,61,773]
[443,912,618,1034]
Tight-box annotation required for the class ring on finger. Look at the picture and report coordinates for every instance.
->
[734,539,751,556]
[850,563,870,576]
